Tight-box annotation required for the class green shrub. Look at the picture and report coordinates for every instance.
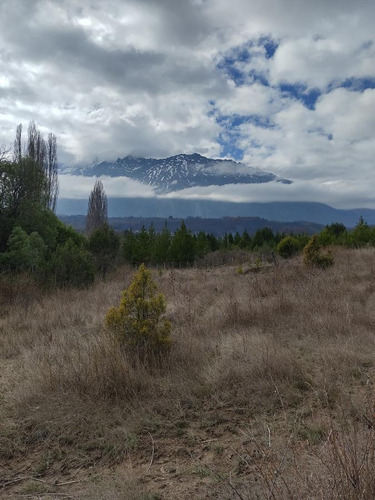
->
[303,235,334,269]
[50,239,95,288]
[348,216,373,248]
[318,223,347,246]
[0,226,46,274]
[105,264,171,361]
[88,223,120,277]
[276,236,300,259]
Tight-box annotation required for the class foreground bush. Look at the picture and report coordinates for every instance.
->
[303,235,334,269]
[105,264,171,361]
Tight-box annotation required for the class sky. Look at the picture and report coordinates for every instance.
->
[1,0,375,208]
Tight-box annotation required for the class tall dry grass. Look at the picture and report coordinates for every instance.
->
[1,248,375,498]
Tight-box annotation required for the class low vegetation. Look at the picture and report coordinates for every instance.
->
[2,123,375,498]
[1,247,375,499]
[303,234,335,269]
[105,263,171,362]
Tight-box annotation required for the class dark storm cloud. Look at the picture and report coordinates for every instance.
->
[1,22,164,93]
[127,0,212,46]
[0,0,221,96]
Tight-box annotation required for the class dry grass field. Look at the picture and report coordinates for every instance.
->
[1,247,375,499]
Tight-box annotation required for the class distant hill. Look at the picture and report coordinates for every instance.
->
[57,198,375,227]
[64,153,291,193]
[59,214,322,237]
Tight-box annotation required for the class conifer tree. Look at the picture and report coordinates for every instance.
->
[303,235,334,269]
[105,264,171,361]
[154,223,171,265]
[169,221,196,266]
[88,223,120,277]
[196,231,211,258]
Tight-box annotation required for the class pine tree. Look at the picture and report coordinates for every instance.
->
[303,235,334,269]
[169,221,196,266]
[154,223,171,265]
[105,264,171,361]
[51,239,95,288]
[196,231,211,258]
[88,223,120,277]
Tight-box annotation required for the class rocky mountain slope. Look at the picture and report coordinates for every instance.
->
[67,153,292,193]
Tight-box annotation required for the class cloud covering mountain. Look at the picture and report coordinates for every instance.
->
[0,0,374,207]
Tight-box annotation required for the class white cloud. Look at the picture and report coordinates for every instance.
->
[216,83,282,116]
[235,88,375,187]
[161,178,375,210]
[0,0,375,208]
[59,175,156,199]
[269,36,375,89]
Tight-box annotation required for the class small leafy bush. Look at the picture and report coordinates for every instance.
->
[236,265,244,275]
[50,239,95,288]
[105,264,171,361]
[0,226,46,274]
[303,235,334,269]
[277,235,300,259]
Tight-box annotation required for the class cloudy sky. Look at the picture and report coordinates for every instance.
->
[1,0,375,208]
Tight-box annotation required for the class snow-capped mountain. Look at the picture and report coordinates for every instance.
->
[69,153,292,193]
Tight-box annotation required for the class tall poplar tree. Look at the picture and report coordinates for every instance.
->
[86,180,108,235]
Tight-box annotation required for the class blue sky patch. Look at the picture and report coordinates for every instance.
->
[218,137,244,160]
[326,77,375,94]
[217,37,278,86]
[340,77,375,92]
[216,114,274,129]
[279,84,321,109]
[259,36,279,58]
[216,113,275,160]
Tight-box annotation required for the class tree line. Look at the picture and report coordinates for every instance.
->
[0,122,94,287]
[1,123,375,290]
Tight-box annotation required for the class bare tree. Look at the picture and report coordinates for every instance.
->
[11,121,59,212]
[13,124,23,163]
[46,133,59,212]
[0,148,10,163]
[27,121,45,166]
[86,180,108,234]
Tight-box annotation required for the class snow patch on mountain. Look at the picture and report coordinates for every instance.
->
[63,153,292,193]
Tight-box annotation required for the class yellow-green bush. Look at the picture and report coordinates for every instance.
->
[105,264,171,360]
[303,235,334,269]
[277,235,300,259]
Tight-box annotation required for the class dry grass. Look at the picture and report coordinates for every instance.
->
[1,248,375,498]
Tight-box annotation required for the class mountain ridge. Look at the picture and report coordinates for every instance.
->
[59,214,323,237]
[57,199,375,227]
[64,153,292,193]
